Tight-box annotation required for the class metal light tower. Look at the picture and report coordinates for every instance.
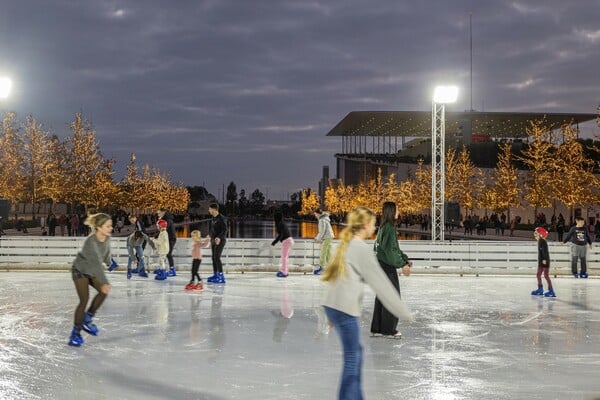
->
[431,86,458,241]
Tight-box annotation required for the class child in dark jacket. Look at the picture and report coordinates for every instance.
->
[531,227,555,297]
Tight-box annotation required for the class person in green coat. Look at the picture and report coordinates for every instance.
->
[370,201,412,338]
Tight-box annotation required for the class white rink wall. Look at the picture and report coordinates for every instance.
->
[1,237,597,276]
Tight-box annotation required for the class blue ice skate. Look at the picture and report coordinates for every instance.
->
[580,273,588,279]
[214,272,226,284]
[108,259,119,272]
[138,267,148,278]
[168,266,177,277]
[155,269,168,280]
[68,329,84,347]
[127,269,132,279]
[531,286,544,296]
[313,267,323,275]
[82,312,99,336]
[573,273,579,278]
[276,271,288,278]
[544,288,556,298]
[130,267,139,274]
[206,274,218,283]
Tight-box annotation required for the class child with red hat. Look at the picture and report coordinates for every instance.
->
[531,227,555,297]
[153,219,170,280]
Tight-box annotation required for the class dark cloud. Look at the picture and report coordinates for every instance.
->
[1,0,598,198]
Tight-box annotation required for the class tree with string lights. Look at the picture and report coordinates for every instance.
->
[480,143,521,222]
[445,146,482,214]
[0,113,26,205]
[552,125,599,222]
[516,120,557,221]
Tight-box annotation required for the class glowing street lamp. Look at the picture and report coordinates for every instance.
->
[0,77,12,99]
[431,85,458,241]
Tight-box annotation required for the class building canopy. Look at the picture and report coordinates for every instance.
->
[326,111,597,138]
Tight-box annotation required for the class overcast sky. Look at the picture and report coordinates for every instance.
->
[1,1,599,200]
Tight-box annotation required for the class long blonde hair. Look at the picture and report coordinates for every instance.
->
[322,206,375,282]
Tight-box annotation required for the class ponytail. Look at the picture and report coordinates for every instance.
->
[322,206,375,282]
[84,213,111,230]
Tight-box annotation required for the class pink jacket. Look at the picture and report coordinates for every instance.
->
[191,238,210,259]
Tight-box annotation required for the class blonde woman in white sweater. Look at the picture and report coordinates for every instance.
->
[321,206,413,400]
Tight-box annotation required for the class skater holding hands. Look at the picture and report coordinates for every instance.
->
[531,227,555,297]
[185,230,210,290]
[125,230,155,279]
[153,219,170,280]
[68,213,113,347]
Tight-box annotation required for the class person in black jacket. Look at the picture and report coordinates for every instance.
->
[157,209,177,276]
[207,203,227,284]
[530,227,555,297]
[563,216,593,278]
[272,212,294,278]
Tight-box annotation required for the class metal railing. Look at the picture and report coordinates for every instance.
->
[0,236,595,276]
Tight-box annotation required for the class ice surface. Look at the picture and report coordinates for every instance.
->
[1,272,600,400]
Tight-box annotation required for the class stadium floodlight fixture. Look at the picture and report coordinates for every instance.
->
[433,85,458,104]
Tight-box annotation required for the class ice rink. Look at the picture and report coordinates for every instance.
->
[1,271,599,400]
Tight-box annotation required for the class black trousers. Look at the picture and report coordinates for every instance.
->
[370,260,401,335]
[167,239,176,267]
[211,240,226,274]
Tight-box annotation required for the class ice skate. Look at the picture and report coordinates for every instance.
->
[155,269,167,280]
[192,283,204,291]
[168,266,177,277]
[82,313,99,336]
[185,282,195,290]
[313,267,323,275]
[207,274,218,283]
[531,286,544,296]
[138,267,148,278]
[276,271,288,278]
[580,273,588,279]
[68,329,84,347]
[214,272,226,284]
[544,288,556,297]
[108,259,119,272]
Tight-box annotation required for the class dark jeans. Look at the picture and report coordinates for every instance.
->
[211,240,226,274]
[370,260,400,335]
[323,306,363,400]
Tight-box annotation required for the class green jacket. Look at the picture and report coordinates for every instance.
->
[374,222,409,268]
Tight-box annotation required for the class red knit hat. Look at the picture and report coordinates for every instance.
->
[534,227,548,239]
[157,219,168,229]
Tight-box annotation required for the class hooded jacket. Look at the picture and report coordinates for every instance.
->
[315,212,334,241]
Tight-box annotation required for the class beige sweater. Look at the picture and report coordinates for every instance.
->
[321,239,412,320]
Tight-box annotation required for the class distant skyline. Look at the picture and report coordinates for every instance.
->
[1,1,599,199]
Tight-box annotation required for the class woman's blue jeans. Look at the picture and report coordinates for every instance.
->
[127,246,145,270]
[323,306,363,400]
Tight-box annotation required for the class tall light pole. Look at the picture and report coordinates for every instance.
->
[431,85,458,241]
[0,76,12,99]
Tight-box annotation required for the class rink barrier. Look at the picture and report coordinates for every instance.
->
[0,236,596,276]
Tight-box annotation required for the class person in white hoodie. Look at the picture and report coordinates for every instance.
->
[313,208,334,275]
[321,206,413,400]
